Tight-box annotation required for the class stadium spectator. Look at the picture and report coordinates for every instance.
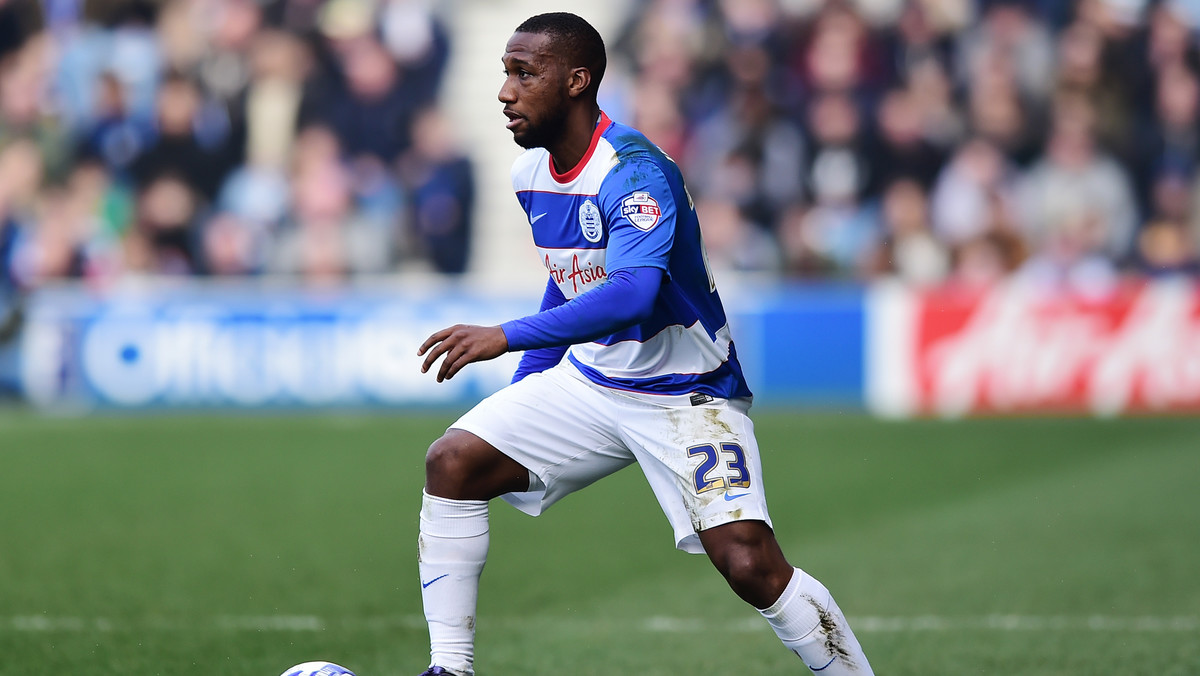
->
[398,107,474,275]
[75,70,155,179]
[905,52,965,150]
[0,1,41,60]
[127,174,204,275]
[1144,0,1199,74]
[965,40,1042,165]
[684,85,806,233]
[1016,92,1139,266]
[611,0,724,124]
[790,90,878,274]
[377,0,451,106]
[309,5,424,164]
[1135,217,1200,276]
[696,195,784,275]
[872,86,948,190]
[209,28,313,265]
[863,177,950,284]
[268,141,392,283]
[65,157,135,284]
[956,0,1056,108]
[192,0,263,111]
[1131,61,1200,217]
[786,2,886,99]
[131,71,233,201]
[879,0,957,85]
[53,1,162,137]
[0,138,46,293]
[1053,19,1133,160]
[949,227,1028,289]
[627,77,689,162]
[12,185,88,285]
[200,210,262,276]
[930,137,1021,247]
[1,36,73,183]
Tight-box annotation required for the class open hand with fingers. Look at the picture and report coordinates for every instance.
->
[418,324,509,382]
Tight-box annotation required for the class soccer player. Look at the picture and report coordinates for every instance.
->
[415,12,874,676]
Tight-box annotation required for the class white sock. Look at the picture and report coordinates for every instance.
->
[759,568,874,674]
[419,491,490,676]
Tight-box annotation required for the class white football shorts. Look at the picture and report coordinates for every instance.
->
[450,361,773,554]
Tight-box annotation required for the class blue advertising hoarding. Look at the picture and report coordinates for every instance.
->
[12,281,867,411]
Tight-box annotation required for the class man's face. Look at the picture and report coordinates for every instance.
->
[499,31,569,149]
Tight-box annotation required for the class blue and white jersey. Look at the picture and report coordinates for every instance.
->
[510,112,752,404]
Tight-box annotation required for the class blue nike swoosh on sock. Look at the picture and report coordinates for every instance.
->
[810,656,836,671]
[421,574,449,588]
[724,492,750,501]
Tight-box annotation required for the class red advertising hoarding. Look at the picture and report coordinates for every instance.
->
[868,280,1200,417]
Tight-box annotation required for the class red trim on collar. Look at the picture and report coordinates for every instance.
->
[548,111,612,184]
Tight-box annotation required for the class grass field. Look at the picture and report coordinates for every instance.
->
[1,411,1198,675]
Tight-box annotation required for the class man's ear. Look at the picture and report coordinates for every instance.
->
[567,67,592,99]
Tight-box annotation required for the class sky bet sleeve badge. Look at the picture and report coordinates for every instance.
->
[621,191,662,230]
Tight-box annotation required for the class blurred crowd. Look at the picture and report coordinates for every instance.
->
[2,0,1200,307]
[0,0,472,305]
[608,0,1200,289]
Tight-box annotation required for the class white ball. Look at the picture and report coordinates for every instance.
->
[279,662,357,676]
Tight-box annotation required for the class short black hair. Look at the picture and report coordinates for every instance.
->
[515,12,606,94]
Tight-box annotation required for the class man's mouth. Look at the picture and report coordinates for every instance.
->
[504,110,524,130]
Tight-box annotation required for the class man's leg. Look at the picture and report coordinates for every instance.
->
[419,429,529,676]
[699,521,874,674]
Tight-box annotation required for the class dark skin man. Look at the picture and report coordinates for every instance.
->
[418,28,792,613]
[415,14,872,675]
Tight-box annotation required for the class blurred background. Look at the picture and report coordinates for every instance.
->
[1,0,1199,415]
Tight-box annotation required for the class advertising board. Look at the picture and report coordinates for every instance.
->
[17,281,868,411]
[868,279,1200,417]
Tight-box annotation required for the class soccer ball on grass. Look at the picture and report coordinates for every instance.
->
[279,662,357,676]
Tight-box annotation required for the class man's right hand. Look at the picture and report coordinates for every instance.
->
[418,324,510,383]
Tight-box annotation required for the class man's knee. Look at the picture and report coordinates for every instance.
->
[424,429,529,500]
[425,432,475,483]
[701,521,793,608]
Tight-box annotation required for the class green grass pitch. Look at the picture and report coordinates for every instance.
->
[1,411,1198,675]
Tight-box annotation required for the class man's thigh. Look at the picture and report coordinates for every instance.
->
[617,399,773,553]
[450,365,636,515]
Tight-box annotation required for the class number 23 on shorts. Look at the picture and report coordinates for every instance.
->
[687,442,751,493]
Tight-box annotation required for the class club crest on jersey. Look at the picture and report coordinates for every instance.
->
[578,199,603,242]
[621,192,661,230]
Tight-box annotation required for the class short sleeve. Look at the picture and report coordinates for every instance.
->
[598,160,676,273]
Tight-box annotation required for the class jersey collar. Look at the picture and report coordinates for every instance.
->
[548,111,612,184]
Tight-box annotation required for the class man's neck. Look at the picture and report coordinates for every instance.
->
[548,105,602,175]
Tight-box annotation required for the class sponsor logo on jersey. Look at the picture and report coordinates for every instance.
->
[621,192,661,230]
[542,250,607,297]
[578,199,602,242]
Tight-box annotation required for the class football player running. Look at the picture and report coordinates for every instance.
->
[415,12,874,676]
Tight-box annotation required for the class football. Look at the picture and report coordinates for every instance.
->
[279,662,357,676]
